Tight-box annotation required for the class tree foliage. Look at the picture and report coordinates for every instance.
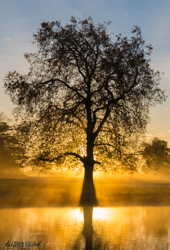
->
[0,112,24,172]
[4,17,165,174]
[142,138,170,172]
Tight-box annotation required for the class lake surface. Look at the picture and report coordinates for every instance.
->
[1,206,170,250]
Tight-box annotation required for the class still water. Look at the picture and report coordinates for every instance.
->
[0,206,170,250]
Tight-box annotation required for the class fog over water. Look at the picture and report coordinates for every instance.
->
[1,171,170,249]
[1,206,170,249]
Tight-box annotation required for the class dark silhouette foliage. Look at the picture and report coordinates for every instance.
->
[0,112,24,176]
[142,138,170,172]
[4,17,165,204]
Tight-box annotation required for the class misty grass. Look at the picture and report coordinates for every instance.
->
[1,178,170,208]
[96,179,170,206]
[0,178,82,208]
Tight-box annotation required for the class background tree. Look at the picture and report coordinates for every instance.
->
[4,17,165,204]
[0,112,24,176]
[142,138,170,173]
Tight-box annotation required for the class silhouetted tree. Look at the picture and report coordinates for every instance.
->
[0,112,25,175]
[4,17,165,204]
[142,138,170,172]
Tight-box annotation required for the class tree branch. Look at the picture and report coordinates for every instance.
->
[93,101,111,138]
[38,152,101,165]
[39,152,85,163]
[40,78,85,100]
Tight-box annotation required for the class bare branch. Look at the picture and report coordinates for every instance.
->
[39,152,84,163]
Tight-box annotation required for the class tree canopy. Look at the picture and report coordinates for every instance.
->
[4,17,165,174]
[142,138,170,173]
[0,112,24,175]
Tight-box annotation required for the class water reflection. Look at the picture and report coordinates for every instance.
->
[0,206,170,249]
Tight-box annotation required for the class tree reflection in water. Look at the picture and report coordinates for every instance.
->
[1,206,170,250]
[72,206,109,250]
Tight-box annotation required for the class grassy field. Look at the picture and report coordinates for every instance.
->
[1,177,170,208]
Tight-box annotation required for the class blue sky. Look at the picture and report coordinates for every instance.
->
[0,0,170,142]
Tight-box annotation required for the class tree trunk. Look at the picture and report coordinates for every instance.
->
[79,117,98,205]
[79,162,98,206]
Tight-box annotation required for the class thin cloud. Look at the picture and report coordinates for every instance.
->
[2,38,11,41]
